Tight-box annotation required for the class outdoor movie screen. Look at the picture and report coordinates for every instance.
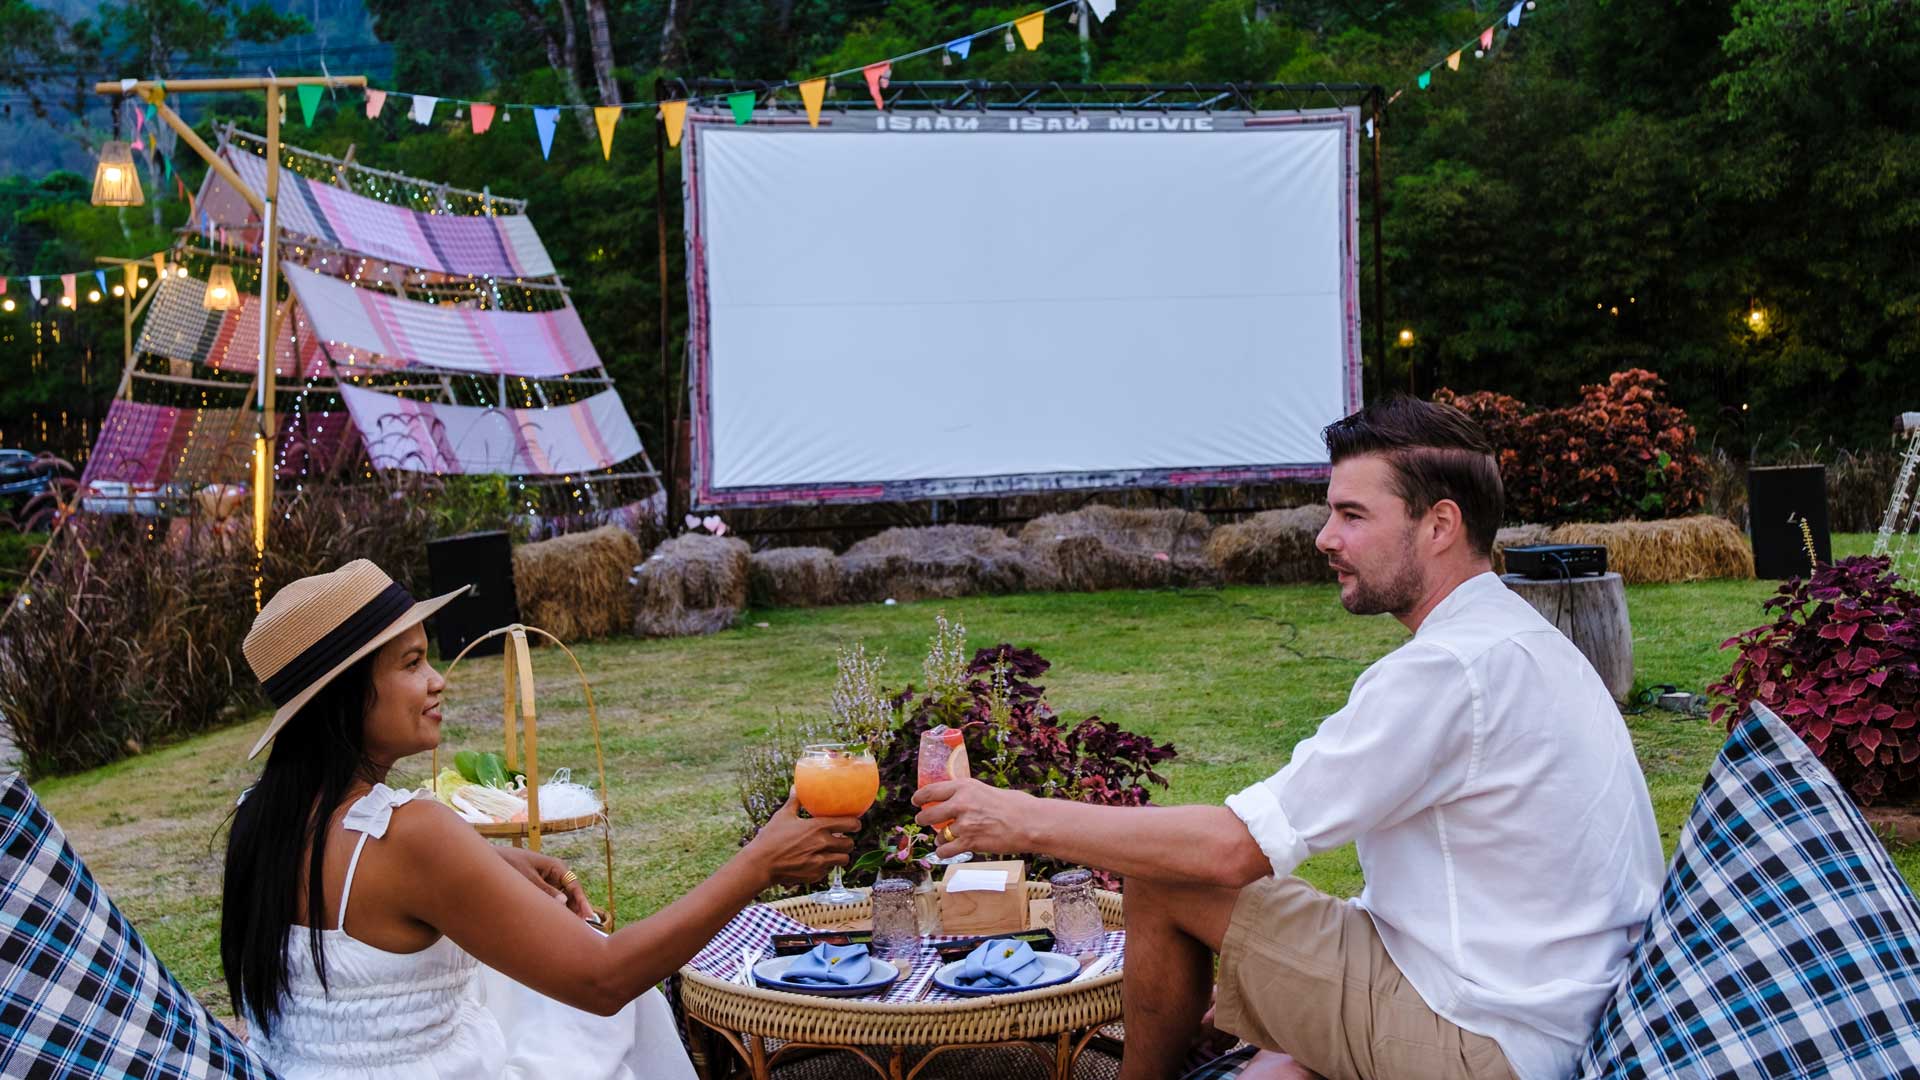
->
[681,106,1363,508]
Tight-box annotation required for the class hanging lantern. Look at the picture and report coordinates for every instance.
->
[91,141,144,207]
[204,264,241,311]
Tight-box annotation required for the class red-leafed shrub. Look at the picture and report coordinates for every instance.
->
[1709,556,1920,806]
[1436,369,1707,524]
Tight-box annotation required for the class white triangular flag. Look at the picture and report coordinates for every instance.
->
[1087,0,1116,20]
[409,94,438,125]
[119,78,138,94]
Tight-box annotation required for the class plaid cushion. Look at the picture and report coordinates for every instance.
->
[1576,704,1920,1079]
[0,775,279,1079]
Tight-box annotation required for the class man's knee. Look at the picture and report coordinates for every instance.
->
[1122,876,1243,952]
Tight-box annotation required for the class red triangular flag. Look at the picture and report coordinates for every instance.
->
[471,103,496,134]
[864,62,891,110]
[1481,26,1495,50]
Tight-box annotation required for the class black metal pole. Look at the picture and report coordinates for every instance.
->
[655,77,675,527]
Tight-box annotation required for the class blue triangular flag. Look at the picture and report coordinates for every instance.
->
[947,38,972,60]
[534,107,559,160]
[1507,2,1522,27]
[95,269,107,294]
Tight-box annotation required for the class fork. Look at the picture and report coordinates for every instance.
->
[736,946,761,987]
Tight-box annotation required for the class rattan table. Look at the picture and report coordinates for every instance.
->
[679,882,1125,1080]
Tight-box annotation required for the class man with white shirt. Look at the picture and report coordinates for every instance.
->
[913,397,1663,1080]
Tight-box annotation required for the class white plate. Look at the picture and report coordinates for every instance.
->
[931,950,1080,996]
[752,953,900,997]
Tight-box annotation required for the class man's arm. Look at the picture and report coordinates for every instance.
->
[912,780,1272,888]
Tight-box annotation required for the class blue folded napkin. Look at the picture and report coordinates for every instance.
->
[782,943,872,985]
[954,938,1047,988]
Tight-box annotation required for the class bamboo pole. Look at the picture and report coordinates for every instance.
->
[141,100,263,216]
[93,76,365,95]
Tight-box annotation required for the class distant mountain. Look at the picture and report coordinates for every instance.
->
[1,0,389,176]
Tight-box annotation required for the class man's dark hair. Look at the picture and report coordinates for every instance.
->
[1321,396,1504,557]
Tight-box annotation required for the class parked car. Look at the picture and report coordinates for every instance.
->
[0,450,54,510]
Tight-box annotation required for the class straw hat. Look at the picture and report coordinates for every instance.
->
[242,560,469,759]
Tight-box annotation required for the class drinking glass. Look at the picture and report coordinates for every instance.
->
[793,743,879,904]
[1050,868,1104,956]
[869,877,919,959]
[916,726,973,866]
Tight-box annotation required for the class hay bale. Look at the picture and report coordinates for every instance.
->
[1018,506,1217,591]
[837,525,1055,603]
[632,533,750,637]
[512,526,644,642]
[1491,523,1554,576]
[1546,516,1755,584]
[749,547,842,608]
[1205,505,1333,585]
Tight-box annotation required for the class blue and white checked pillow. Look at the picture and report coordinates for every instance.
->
[1577,704,1920,1079]
[0,774,278,1079]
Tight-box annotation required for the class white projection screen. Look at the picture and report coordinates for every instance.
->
[682,107,1363,508]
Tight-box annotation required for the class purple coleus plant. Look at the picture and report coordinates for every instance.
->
[1710,556,1920,805]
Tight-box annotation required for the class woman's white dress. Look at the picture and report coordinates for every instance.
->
[248,785,696,1080]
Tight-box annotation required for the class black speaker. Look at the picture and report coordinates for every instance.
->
[1748,465,1832,579]
[425,530,519,659]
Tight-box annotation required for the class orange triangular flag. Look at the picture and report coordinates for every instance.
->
[470,103,496,134]
[863,62,891,110]
[594,105,620,159]
[660,100,687,148]
[152,252,167,279]
[799,78,826,127]
[1446,50,1461,71]
[1015,11,1045,50]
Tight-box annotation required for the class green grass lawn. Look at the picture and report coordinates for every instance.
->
[33,532,1912,1016]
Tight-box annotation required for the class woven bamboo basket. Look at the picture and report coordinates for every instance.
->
[680,882,1124,1070]
[436,623,619,927]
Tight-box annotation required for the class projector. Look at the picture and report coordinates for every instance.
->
[1503,544,1608,580]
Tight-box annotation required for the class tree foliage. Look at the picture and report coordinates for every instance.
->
[2,0,1918,462]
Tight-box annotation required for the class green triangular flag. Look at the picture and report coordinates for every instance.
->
[728,91,755,125]
[297,84,323,127]
[163,153,173,181]
[1418,70,1432,90]
[143,103,156,130]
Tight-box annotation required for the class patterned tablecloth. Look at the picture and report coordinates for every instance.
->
[688,904,1125,1005]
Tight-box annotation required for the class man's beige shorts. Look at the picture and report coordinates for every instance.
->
[1213,877,1517,1080]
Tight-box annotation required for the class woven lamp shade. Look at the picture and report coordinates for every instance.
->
[203,265,241,312]
[91,141,144,207]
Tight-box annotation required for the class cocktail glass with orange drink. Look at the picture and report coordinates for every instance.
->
[916,726,973,866]
[794,743,880,904]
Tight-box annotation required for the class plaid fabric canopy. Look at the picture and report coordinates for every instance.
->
[1576,704,1920,1078]
[134,274,328,378]
[283,264,601,376]
[340,384,643,476]
[79,402,257,489]
[0,775,279,1079]
[207,150,557,279]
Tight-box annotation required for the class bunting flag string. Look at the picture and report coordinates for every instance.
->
[0,248,173,311]
[1391,0,1540,105]
[344,0,1085,156]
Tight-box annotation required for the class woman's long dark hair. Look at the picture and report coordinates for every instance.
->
[221,656,379,1037]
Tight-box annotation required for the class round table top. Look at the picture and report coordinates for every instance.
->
[678,882,1124,1047]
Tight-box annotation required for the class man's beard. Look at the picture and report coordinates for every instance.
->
[1337,531,1425,616]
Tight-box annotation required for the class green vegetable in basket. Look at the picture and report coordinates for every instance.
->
[454,750,483,784]
[475,752,509,789]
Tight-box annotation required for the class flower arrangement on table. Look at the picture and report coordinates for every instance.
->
[738,614,1178,891]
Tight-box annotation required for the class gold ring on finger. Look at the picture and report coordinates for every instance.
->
[561,870,579,885]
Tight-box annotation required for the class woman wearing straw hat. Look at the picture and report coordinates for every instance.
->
[222,560,858,1078]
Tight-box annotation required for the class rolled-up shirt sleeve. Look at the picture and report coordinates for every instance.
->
[1225,642,1478,879]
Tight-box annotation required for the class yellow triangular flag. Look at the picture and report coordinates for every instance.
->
[152,252,166,279]
[594,105,620,160]
[1446,50,1461,71]
[661,100,687,148]
[799,78,826,128]
[1015,11,1044,50]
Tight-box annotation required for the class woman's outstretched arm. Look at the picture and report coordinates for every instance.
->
[383,792,856,1015]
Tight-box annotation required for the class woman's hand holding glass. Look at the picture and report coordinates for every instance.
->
[747,790,861,888]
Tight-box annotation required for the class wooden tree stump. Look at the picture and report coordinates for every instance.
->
[1501,572,1634,703]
